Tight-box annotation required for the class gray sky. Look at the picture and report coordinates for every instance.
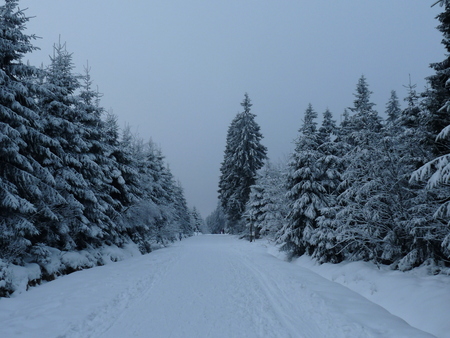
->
[20,1,444,217]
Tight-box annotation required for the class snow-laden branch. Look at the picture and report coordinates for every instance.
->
[432,0,448,7]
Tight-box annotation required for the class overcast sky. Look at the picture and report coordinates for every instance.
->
[20,1,445,217]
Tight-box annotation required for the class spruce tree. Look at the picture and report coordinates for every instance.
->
[245,178,266,241]
[246,162,288,240]
[218,93,267,231]
[190,207,205,234]
[332,77,386,262]
[423,1,450,157]
[0,1,61,262]
[172,181,192,237]
[385,90,401,127]
[278,104,328,256]
[205,203,227,234]
[409,1,450,263]
[311,109,343,262]
[103,115,141,213]
[37,40,110,250]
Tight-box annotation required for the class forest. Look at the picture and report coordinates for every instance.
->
[2,0,450,298]
[0,0,206,296]
[210,2,450,273]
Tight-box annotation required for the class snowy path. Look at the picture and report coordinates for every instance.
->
[0,235,433,337]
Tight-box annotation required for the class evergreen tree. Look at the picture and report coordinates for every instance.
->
[385,90,401,127]
[311,109,343,262]
[190,207,205,234]
[172,181,193,238]
[398,80,436,267]
[103,116,140,213]
[246,161,288,241]
[205,203,227,234]
[408,2,450,263]
[423,0,450,157]
[0,0,61,262]
[331,77,388,262]
[245,177,265,242]
[76,63,124,242]
[218,93,267,231]
[278,104,329,256]
[37,40,110,250]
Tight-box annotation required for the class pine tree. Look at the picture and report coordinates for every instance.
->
[0,1,61,262]
[423,1,450,157]
[103,116,140,212]
[246,162,288,241]
[331,77,387,262]
[205,203,227,234]
[190,207,205,234]
[37,40,110,250]
[218,93,267,231]
[385,90,401,127]
[172,181,192,238]
[311,109,343,262]
[409,3,450,266]
[245,178,265,242]
[278,104,328,256]
[388,86,443,269]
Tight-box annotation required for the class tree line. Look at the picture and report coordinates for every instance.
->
[213,1,450,272]
[0,0,198,296]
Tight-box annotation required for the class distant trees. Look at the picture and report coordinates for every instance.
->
[190,207,205,234]
[218,93,267,232]
[205,203,227,234]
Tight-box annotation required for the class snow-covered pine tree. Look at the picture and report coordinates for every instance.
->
[102,115,141,214]
[278,104,329,256]
[245,177,265,242]
[0,0,62,262]
[385,90,401,127]
[190,207,205,234]
[382,82,445,270]
[127,136,186,246]
[218,93,267,232]
[424,1,450,157]
[75,62,125,242]
[331,76,388,262]
[145,140,180,243]
[347,75,382,144]
[114,128,152,252]
[205,203,227,234]
[409,2,450,264]
[246,161,288,241]
[37,40,111,250]
[311,109,344,263]
[172,181,192,238]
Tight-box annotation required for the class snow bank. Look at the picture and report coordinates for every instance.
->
[0,242,143,297]
[263,241,450,338]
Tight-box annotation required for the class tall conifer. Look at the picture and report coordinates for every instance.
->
[218,93,267,231]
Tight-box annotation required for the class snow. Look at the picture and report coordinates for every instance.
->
[293,254,450,338]
[0,235,446,337]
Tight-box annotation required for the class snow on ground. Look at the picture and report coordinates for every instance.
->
[0,235,445,338]
[290,251,450,338]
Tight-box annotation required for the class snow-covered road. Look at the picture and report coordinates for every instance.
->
[0,235,433,337]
